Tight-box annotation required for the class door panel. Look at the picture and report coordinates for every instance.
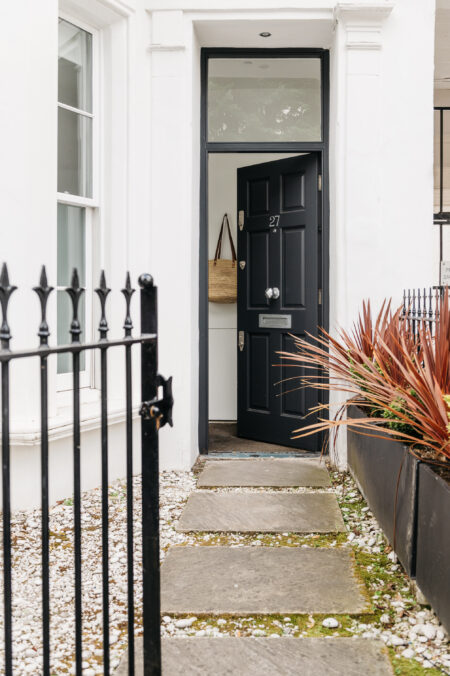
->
[249,231,269,308]
[237,154,320,451]
[282,228,305,308]
[281,170,305,211]
[248,177,270,215]
[280,333,306,418]
[248,333,270,411]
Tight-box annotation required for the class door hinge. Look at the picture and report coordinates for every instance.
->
[318,288,323,306]
[238,330,245,351]
[239,260,246,270]
[318,174,322,192]
[238,210,245,231]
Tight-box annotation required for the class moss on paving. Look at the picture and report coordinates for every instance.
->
[186,531,349,548]
[389,650,444,675]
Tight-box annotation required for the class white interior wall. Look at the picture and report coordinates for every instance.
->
[208,153,300,421]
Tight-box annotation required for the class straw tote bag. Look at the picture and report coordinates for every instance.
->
[208,214,237,303]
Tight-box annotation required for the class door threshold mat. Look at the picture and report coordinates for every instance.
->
[207,451,323,458]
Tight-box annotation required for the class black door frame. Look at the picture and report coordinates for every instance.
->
[199,47,330,454]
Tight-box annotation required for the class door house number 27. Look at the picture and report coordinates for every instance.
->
[269,215,280,228]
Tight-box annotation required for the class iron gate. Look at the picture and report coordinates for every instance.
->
[0,264,173,675]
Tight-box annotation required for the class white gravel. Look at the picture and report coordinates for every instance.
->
[331,470,450,673]
[0,471,195,675]
[0,464,449,675]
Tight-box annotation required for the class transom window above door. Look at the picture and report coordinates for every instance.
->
[207,57,322,143]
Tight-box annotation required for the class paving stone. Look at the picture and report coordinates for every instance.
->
[161,547,367,614]
[197,458,331,488]
[177,492,345,533]
[116,637,393,675]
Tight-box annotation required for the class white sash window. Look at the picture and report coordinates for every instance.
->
[57,16,98,390]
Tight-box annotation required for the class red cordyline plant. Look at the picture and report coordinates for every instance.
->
[278,288,450,463]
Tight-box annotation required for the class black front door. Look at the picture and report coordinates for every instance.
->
[237,154,321,451]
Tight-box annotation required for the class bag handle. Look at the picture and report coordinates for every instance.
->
[214,214,236,265]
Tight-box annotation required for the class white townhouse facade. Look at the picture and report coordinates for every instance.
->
[0,0,448,508]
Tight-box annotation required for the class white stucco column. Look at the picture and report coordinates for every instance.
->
[0,0,58,433]
[147,10,199,470]
[332,3,394,329]
[329,0,435,468]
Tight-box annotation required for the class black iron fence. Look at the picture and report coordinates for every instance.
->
[0,264,173,676]
[401,286,448,338]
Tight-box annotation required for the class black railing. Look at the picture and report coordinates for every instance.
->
[401,286,448,338]
[0,263,173,676]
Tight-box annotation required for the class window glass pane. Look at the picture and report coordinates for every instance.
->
[57,291,86,373]
[207,58,321,143]
[434,110,441,214]
[57,203,86,374]
[57,107,92,197]
[58,19,92,112]
[57,204,86,286]
[434,109,450,214]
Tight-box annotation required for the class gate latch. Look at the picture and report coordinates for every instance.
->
[140,375,174,430]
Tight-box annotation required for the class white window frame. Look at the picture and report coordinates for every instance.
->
[57,12,100,392]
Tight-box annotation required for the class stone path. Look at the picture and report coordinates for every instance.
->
[122,636,393,675]
[177,491,345,533]
[118,458,393,674]
[161,547,367,614]
[197,457,331,487]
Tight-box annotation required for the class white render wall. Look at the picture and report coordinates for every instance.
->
[328,0,436,465]
[148,0,436,467]
[0,0,437,506]
[0,0,152,509]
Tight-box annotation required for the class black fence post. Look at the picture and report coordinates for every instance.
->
[0,264,16,676]
[122,273,136,676]
[139,273,161,675]
[34,266,53,676]
[66,269,84,676]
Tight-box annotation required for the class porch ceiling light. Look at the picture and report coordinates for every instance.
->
[259,32,271,37]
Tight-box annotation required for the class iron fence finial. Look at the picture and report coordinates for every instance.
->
[66,268,84,343]
[95,270,111,341]
[0,263,17,351]
[33,266,54,347]
[121,272,135,337]
[138,273,154,289]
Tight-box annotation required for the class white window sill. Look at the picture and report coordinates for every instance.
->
[9,389,140,446]
[56,386,101,409]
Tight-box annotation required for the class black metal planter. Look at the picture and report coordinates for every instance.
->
[415,464,450,634]
[347,405,419,577]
